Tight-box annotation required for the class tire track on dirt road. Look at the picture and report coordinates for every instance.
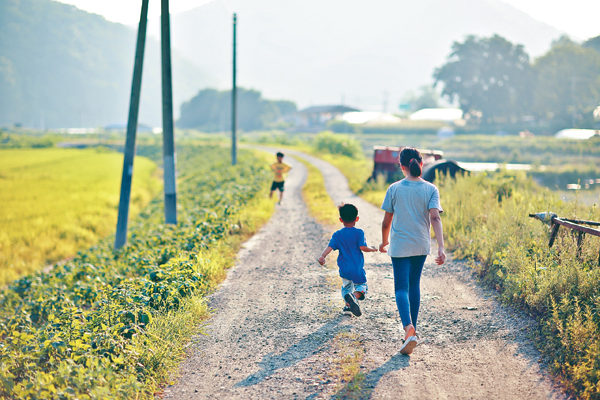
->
[163,148,566,399]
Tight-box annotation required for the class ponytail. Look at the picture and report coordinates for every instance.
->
[409,158,422,177]
[399,147,423,177]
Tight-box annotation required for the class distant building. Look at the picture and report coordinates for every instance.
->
[296,105,359,130]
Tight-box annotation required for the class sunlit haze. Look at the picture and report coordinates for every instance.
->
[52,0,214,25]
[54,0,600,40]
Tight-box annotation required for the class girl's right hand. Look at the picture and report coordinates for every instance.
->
[379,242,389,253]
[435,247,446,265]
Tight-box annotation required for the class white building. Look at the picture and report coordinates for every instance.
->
[409,108,463,123]
[339,111,402,126]
[555,129,600,140]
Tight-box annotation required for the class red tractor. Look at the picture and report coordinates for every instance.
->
[371,146,465,183]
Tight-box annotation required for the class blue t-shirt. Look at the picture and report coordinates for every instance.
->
[328,227,368,284]
[381,179,443,257]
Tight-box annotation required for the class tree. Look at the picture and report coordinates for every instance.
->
[533,37,600,127]
[433,35,535,123]
[583,35,600,53]
[401,85,439,112]
[177,88,297,131]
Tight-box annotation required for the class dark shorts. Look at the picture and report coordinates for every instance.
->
[271,181,285,191]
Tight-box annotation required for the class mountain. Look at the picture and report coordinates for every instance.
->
[164,0,564,110]
[0,0,212,128]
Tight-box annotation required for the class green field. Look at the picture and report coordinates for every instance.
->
[0,145,274,399]
[0,147,161,284]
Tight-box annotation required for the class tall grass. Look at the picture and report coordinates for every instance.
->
[0,147,161,284]
[439,171,600,399]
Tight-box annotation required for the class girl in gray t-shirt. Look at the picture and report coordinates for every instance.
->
[379,147,446,355]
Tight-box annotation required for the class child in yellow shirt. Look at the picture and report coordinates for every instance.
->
[270,152,292,205]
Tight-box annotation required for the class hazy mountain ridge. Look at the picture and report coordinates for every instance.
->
[165,0,564,109]
[0,0,211,128]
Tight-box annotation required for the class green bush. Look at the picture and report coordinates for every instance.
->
[440,171,600,399]
[252,131,305,146]
[0,145,271,399]
[312,131,363,159]
[325,119,362,134]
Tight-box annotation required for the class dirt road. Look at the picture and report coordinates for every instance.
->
[162,150,566,399]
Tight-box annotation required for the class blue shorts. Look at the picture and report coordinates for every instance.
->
[341,278,367,300]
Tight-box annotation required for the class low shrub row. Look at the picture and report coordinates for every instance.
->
[0,145,272,399]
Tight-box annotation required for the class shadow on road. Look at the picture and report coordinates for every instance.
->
[331,351,410,399]
[235,317,349,388]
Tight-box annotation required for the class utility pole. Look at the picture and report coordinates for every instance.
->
[570,76,594,128]
[161,0,177,224]
[383,90,389,113]
[571,77,577,127]
[231,13,237,166]
[115,0,149,249]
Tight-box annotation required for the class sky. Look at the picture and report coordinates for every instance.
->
[54,0,600,40]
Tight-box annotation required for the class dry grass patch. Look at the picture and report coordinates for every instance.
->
[296,157,339,228]
[329,332,367,399]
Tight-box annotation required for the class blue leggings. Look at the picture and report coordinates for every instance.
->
[392,255,427,328]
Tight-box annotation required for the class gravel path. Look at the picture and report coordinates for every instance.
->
[162,149,567,400]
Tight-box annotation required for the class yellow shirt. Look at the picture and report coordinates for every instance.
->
[271,162,292,182]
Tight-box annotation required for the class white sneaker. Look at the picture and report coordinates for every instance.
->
[400,336,418,355]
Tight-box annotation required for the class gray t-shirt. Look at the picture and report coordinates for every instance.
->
[381,179,443,258]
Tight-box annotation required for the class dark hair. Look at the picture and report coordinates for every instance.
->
[338,203,358,223]
[276,152,284,158]
[399,147,423,177]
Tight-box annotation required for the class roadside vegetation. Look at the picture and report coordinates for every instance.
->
[0,147,160,284]
[0,145,274,399]
[0,130,63,148]
[437,172,600,399]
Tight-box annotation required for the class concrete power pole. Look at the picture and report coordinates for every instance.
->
[231,13,237,166]
[115,0,149,249]
[161,0,177,224]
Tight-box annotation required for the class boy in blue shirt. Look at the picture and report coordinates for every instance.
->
[318,203,378,317]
